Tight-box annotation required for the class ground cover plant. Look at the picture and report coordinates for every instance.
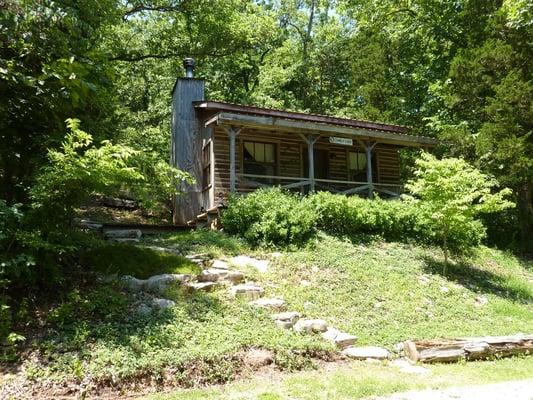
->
[4,229,530,396]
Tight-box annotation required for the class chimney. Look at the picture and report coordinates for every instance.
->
[170,58,205,224]
[183,57,195,78]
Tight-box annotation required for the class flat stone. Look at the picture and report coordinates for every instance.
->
[275,320,296,329]
[250,298,286,311]
[152,298,176,310]
[186,282,220,292]
[104,229,142,240]
[212,259,230,270]
[120,275,145,292]
[293,319,328,334]
[113,238,140,244]
[392,359,431,374]
[321,328,357,349]
[230,284,264,300]
[145,274,191,293]
[342,346,390,360]
[271,311,300,323]
[198,268,244,283]
[231,256,269,272]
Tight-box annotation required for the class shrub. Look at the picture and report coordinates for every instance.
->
[221,188,316,246]
[308,192,430,242]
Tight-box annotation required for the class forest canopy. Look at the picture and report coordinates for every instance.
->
[1,0,531,253]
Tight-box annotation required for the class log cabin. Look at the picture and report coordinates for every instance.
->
[171,58,437,225]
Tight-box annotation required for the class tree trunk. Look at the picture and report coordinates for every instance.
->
[518,181,533,256]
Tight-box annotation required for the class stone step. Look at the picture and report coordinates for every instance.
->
[293,319,328,334]
[250,298,286,312]
[198,268,244,283]
[120,274,192,294]
[321,327,357,349]
[104,229,142,240]
[341,346,390,360]
[271,311,300,329]
[230,284,264,300]
[185,282,221,292]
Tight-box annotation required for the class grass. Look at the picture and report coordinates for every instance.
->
[148,356,533,400]
[8,229,533,394]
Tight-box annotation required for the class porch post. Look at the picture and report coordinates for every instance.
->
[225,126,241,193]
[365,141,376,198]
[308,136,315,192]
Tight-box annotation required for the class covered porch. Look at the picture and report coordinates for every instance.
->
[199,102,437,207]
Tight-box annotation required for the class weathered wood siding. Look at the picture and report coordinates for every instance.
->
[208,127,403,207]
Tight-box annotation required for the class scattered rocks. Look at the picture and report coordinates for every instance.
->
[145,274,191,293]
[321,327,357,349]
[211,259,230,269]
[120,275,145,292]
[243,348,274,368]
[393,342,405,354]
[250,298,286,311]
[104,229,142,240]
[185,282,220,292]
[231,255,269,272]
[293,319,328,334]
[440,286,450,293]
[198,268,244,283]
[230,284,264,300]
[342,346,390,360]
[271,311,300,329]
[186,254,213,267]
[392,359,431,374]
[152,298,176,310]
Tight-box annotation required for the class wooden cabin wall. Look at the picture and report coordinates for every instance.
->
[210,126,403,207]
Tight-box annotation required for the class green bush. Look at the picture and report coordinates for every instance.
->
[309,192,430,242]
[221,188,316,246]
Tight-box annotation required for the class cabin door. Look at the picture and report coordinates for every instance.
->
[304,148,329,179]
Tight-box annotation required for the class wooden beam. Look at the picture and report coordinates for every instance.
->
[223,127,241,193]
[209,112,437,147]
[298,133,319,192]
[365,141,376,199]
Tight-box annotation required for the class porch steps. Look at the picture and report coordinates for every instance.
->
[187,204,225,229]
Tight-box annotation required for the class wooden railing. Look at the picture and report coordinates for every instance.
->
[236,173,403,198]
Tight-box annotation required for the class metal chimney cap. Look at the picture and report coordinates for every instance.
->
[183,57,195,78]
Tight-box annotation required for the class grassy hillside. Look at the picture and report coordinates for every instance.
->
[3,230,531,396]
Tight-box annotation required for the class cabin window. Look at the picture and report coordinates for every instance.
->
[348,151,367,182]
[243,141,276,178]
[202,141,211,189]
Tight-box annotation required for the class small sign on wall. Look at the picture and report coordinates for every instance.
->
[329,136,353,146]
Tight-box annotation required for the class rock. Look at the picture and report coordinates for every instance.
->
[321,328,357,349]
[393,342,405,354]
[137,303,152,316]
[342,346,390,360]
[186,282,220,292]
[152,298,176,310]
[440,286,450,293]
[145,274,191,293]
[243,348,274,368]
[104,229,142,240]
[230,284,264,300]
[120,275,145,292]
[392,359,431,374]
[475,295,488,307]
[231,255,269,272]
[300,280,311,287]
[275,320,295,329]
[76,219,103,231]
[211,259,230,269]
[143,245,182,256]
[293,319,328,334]
[102,196,137,209]
[272,311,300,329]
[198,268,244,283]
[250,298,286,311]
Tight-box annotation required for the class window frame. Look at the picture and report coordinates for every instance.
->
[242,140,278,178]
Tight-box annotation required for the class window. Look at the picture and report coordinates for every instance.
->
[348,151,367,182]
[243,141,276,179]
[202,141,211,189]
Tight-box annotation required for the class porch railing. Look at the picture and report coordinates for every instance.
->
[236,173,403,198]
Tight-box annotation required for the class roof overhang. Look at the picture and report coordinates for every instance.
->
[204,111,437,148]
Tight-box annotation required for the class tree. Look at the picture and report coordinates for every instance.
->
[405,153,514,272]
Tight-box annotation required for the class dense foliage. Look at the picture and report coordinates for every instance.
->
[222,188,316,246]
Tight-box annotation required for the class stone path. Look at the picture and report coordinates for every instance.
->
[117,244,392,361]
[370,380,533,400]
